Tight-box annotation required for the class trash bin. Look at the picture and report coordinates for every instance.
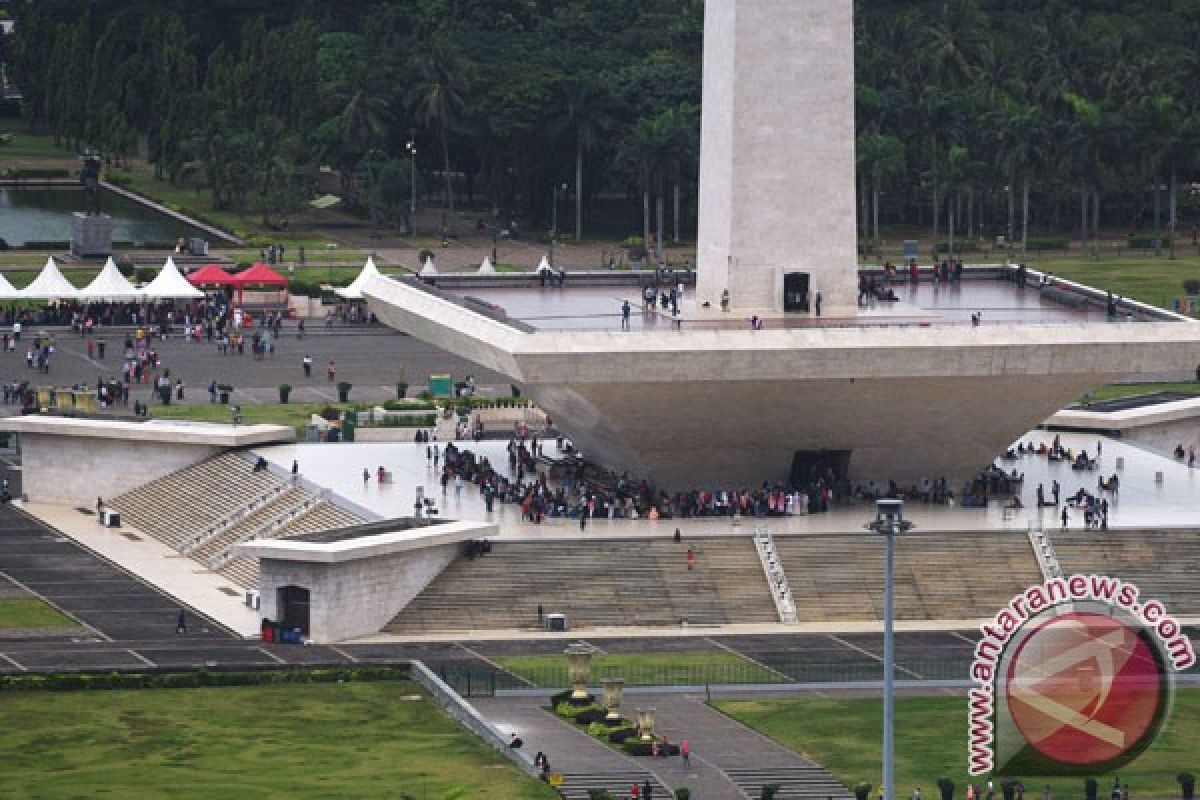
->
[261,619,275,642]
[545,613,567,632]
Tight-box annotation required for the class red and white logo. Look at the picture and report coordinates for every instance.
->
[1005,612,1164,768]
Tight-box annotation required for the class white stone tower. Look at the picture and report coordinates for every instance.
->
[695,0,859,316]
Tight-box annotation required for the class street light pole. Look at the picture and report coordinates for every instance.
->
[869,499,913,800]
[406,140,417,236]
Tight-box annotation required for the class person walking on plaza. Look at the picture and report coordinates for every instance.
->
[327,360,336,382]
[302,354,312,377]
[176,609,187,634]
[621,300,631,330]
[686,548,695,571]
[680,739,690,766]
[1061,507,1069,530]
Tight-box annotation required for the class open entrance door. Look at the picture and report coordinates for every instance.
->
[277,585,311,635]
[783,272,811,312]
[790,449,852,487]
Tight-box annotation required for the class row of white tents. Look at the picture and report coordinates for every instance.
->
[412,253,554,279]
[0,257,203,302]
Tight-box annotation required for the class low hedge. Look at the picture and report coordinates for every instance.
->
[0,665,410,692]
[381,400,436,411]
[368,413,437,428]
[621,739,679,757]
[554,700,605,720]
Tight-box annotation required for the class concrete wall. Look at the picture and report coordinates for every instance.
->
[259,542,461,642]
[18,433,219,507]
[1123,421,1200,458]
[696,0,858,315]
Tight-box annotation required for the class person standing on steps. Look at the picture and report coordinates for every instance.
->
[302,354,312,377]
[328,360,336,382]
[686,548,695,571]
[176,609,187,634]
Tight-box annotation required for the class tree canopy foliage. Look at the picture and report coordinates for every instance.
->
[9,0,1200,245]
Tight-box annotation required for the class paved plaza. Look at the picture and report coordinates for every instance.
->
[0,326,511,408]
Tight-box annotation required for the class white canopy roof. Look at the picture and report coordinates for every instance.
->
[80,257,140,301]
[420,256,438,277]
[537,255,552,272]
[335,256,381,300]
[478,256,495,274]
[139,257,203,300]
[0,273,20,300]
[20,257,79,300]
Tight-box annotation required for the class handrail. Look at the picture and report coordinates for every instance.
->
[1027,524,1063,581]
[209,490,329,570]
[182,481,290,555]
[754,525,798,624]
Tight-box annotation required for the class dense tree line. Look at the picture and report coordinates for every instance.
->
[8,0,1200,252]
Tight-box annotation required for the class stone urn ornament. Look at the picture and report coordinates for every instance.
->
[564,642,595,700]
[637,707,657,740]
[602,678,625,720]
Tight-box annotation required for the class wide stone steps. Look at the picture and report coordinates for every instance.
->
[111,452,283,551]
[725,766,852,800]
[387,538,778,633]
[1050,528,1200,615]
[191,488,309,564]
[774,532,1042,622]
[553,771,671,800]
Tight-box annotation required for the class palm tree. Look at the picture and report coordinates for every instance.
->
[407,40,472,235]
[555,78,620,241]
[858,133,907,250]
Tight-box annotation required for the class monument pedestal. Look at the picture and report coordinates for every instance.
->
[71,213,114,257]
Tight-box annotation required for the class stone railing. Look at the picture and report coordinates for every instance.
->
[208,490,329,570]
[754,525,798,624]
[182,482,291,555]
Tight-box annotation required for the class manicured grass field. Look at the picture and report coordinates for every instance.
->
[0,131,74,160]
[496,651,782,687]
[1029,254,1200,312]
[716,692,1200,798]
[0,597,79,629]
[0,681,556,799]
[150,402,359,436]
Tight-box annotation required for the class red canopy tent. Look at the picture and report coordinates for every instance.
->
[229,262,290,308]
[187,264,236,287]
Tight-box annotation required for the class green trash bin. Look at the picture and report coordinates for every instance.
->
[429,374,453,398]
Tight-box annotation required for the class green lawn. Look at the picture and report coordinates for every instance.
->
[150,402,359,436]
[0,131,74,160]
[0,681,555,799]
[1025,254,1200,312]
[0,597,79,629]
[717,693,1200,798]
[495,651,783,687]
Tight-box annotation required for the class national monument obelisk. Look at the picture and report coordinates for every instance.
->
[695,0,859,316]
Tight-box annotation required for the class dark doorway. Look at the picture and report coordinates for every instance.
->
[783,272,811,312]
[790,450,852,486]
[278,585,311,634]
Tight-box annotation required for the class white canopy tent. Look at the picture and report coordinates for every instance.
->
[478,256,495,274]
[80,257,141,301]
[536,255,552,273]
[420,256,438,277]
[139,257,203,300]
[0,273,21,301]
[19,257,79,301]
[335,256,382,300]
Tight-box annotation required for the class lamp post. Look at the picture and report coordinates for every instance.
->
[406,140,417,236]
[551,182,567,267]
[867,498,913,800]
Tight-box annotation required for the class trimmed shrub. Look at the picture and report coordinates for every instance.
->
[1178,773,1195,800]
[855,784,873,800]
[0,666,410,692]
[609,728,637,743]
[937,778,955,800]
[621,739,655,756]
[1183,279,1200,295]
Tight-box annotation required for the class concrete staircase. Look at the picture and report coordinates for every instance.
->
[111,452,283,550]
[724,766,853,800]
[110,452,368,590]
[754,525,797,623]
[774,531,1042,622]
[1050,529,1200,614]
[554,771,672,800]
[386,537,778,634]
